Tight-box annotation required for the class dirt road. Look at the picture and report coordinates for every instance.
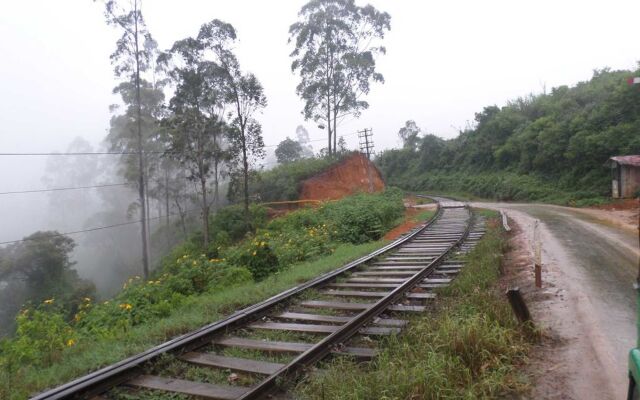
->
[474,202,638,399]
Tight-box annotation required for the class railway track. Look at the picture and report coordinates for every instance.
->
[32,197,486,400]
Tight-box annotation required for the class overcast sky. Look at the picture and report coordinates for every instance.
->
[0,0,639,240]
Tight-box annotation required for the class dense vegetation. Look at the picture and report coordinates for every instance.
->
[296,214,535,399]
[377,68,640,204]
[0,190,405,399]
[250,154,350,201]
[0,233,95,336]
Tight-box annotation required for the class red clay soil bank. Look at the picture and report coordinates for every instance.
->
[299,153,385,201]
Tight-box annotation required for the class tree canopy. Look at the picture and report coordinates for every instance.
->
[289,0,390,156]
[275,137,305,164]
[377,68,640,203]
[398,120,421,150]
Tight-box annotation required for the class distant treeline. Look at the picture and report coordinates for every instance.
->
[376,67,640,204]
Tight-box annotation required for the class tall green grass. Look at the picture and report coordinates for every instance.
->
[0,241,386,400]
[295,219,533,399]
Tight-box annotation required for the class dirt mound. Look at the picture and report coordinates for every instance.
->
[299,153,385,201]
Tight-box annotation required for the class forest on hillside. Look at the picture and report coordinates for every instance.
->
[377,67,640,204]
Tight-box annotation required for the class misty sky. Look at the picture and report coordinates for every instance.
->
[1,0,639,242]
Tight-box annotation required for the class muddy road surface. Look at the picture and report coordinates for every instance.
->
[475,202,638,399]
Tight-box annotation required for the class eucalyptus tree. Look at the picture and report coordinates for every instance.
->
[289,0,390,155]
[275,137,304,164]
[106,76,166,247]
[398,120,421,150]
[97,0,155,278]
[295,125,315,157]
[159,33,231,246]
[198,20,267,217]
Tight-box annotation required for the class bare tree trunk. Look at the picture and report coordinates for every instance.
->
[145,171,151,249]
[213,132,220,211]
[241,134,250,218]
[213,162,219,210]
[326,95,332,156]
[333,107,337,153]
[164,166,170,248]
[201,177,209,246]
[174,198,188,239]
[133,0,149,279]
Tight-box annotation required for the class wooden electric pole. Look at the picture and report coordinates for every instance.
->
[358,128,374,159]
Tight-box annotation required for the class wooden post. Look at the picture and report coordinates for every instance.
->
[506,287,531,324]
[533,220,542,288]
[500,210,511,232]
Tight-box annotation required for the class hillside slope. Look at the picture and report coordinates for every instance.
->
[377,67,640,204]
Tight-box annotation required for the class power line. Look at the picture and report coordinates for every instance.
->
[0,208,202,246]
[0,190,288,246]
[0,151,170,156]
[0,182,129,196]
[0,177,330,246]
[0,131,363,155]
[262,131,360,148]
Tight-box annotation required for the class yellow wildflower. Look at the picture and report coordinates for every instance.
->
[192,261,197,266]
[43,298,54,305]
[66,338,76,347]
[260,241,266,247]
[83,297,91,302]
[119,303,133,311]
[252,251,257,256]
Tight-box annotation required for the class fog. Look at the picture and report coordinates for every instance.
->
[1,0,639,299]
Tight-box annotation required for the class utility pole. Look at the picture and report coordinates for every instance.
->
[358,128,375,192]
[358,128,374,160]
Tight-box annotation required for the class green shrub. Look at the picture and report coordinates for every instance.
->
[209,204,268,242]
[250,155,347,201]
[322,188,405,243]
[268,224,332,267]
[1,303,75,368]
[226,235,280,281]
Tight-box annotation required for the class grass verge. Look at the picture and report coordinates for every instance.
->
[4,240,387,399]
[294,217,534,399]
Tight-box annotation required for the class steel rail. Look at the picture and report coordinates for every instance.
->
[32,202,445,399]
[238,203,473,399]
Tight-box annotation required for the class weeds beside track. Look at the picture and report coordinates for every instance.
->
[295,216,534,399]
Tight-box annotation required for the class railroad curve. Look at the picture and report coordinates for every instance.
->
[32,197,484,400]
